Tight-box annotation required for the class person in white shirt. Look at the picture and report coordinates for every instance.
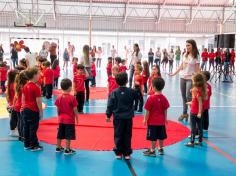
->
[24,47,37,68]
[111,45,117,65]
[155,47,161,67]
[96,46,103,69]
[129,43,142,88]
[169,39,200,121]
[168,48,174,74]
[39,45,48,59]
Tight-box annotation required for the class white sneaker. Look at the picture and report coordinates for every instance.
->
[188,135,199,139]
[9,130,19,137]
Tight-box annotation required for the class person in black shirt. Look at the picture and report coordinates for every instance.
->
[148,48,154,68]
[11,46,18,68]
[106,72,137,160]
[224,49,231,80]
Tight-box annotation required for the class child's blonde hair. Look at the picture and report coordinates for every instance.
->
[192,73,207,100]
[135,63,143,72]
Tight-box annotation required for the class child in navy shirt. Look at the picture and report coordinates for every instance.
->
[106,72,136,160]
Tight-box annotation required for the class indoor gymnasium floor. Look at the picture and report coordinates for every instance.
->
[0,68,236,176]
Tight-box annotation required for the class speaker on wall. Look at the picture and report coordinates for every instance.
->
[214,34,235,48]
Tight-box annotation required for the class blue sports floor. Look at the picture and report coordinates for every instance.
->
[0,68,236,176]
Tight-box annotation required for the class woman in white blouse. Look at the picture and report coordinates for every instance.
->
[129,43,142,88]
[170,39,200,121]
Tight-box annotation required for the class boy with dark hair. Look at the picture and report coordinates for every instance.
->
[43,61,54,99]
[202,71,212,131]
[22,67,43,151]
[143,77,170,157]
[74,64,88,114]
[106,72,136,160]
[55,78,78,155]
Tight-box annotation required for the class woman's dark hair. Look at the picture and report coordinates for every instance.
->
[24,47,30,53]
[133,43,140,57]
[186,39,199,59]
[15,71,28,96]
[52,59,59,69]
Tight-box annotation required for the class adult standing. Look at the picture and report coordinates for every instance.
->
[49,42,57,65]
[129,43,142,88]
[68,42,75,61]
[96,46,102,69]
[168,48,174,74]
[0,44,4,62]
[175,46,181,68]
[80,45,92,102]
[169,39,200,121]
[39,45,48,59]
[24,47,37,68]
[155,47,161,67]
[11,45,18,68]
[111,45,117,65]
[63,48,69,70]
[148,48,154,68]
[224,49,231,80]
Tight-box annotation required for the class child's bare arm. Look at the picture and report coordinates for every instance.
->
[73,107,79,124]
[164,110,168,125]
[197,97,203,118]
[36,97,43,120]
[143,110,149,125]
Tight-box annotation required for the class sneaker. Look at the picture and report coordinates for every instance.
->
[9,130,19,137]
[64,149,76,155]
[31,146,43,152]
[188,135,199,139]
[143,149,156,157]
[158,148,164,155]
[185,142,194,147]
[124,155,131,160]
[115,154,122,159]
[24,146,32,150]
[55,147,64,153]
[194,141,203,146]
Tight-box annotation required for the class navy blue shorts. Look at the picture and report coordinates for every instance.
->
[57,124,76,140]
[146,125,167,141]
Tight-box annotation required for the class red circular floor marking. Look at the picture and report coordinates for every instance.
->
[53,87,108,100]
[38,113,190,151]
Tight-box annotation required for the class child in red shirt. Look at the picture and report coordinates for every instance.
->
[0,62,7,93]
[119,59,128,73]
[133,64,144,112]
[107,57,113,77]
[142,61,150,95]
[230,49,235,73]
[22,67,43,151]
[72,57,78,75]
[185,73,207,147]
[74,64,88,113]
[208,49,215,71]
[114,57,121,70]
[108,65,119,95]
[202,71,212,131]
[43,61,54,99]
[55,78,78,155]
[91,58,96,87]
[143,77,169,157]
[201,48,208,71]
[6,70,18,136]
[52,60,60,89]
[148,65,161,95]
[13,71,28,141]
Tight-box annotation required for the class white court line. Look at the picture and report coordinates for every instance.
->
[212,90,236,100]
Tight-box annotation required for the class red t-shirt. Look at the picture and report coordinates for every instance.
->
[119,65,127,72]
[53,65,60,79]
[230,51,235,62]
[221,53,225,62]
[74,74,86,92]
[144,94,170,126]
[22,82,41,112]
[8,83,15,106]
[55,93,78,124]
[43,68,54,85]
[0,67,7,81]
[134,74,143,91]
[73,63,78,75]
[201,52,208,62]
[91,63,96,77]
[108,76,118,95]
[208,53,215,61]
[215,51,221,58]
[142,70,149,84]
[148,75,161,95]
[203,83,212,110]
[14,91,22,112]
[107,63,112,75]
[190,88,203,115]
